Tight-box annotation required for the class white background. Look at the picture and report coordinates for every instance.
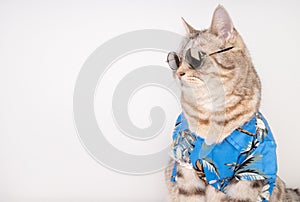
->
[1,0,300,201]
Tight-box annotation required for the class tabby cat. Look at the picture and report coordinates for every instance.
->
[165,5,300,202]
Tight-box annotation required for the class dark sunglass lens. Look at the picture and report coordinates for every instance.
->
[185,48,203,69]
[167,52,180,70]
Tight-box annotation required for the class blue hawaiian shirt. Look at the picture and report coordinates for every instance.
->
[170,112,277,202]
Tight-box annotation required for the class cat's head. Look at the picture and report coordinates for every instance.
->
[167,5,261,110]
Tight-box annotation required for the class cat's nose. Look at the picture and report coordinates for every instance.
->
[176,71,185,79]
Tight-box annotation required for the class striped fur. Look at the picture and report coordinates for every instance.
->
[165,5,299,202]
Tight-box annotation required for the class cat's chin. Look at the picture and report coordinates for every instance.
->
[179,76,204,87]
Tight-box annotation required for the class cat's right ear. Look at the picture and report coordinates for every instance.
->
[210,5,236,41]
[181,17,197,35]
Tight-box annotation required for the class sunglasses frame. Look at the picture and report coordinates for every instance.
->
[167,46,234,70]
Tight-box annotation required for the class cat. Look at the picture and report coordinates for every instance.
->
[165,5,300,202]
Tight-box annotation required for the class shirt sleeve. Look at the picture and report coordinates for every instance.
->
[235,137,277,202]
[251,139,277,202]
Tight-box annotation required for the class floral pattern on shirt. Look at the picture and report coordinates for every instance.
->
[171,112,277,202]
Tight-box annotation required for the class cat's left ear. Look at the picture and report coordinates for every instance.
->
[210,5,236,41]
[181,17,197,35]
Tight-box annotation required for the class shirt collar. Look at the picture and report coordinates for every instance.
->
[174,112,258,150]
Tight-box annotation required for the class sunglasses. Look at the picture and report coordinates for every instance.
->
[167,46,234,70]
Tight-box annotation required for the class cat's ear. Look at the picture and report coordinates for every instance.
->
[210,5,235,40]
[181,17,197,35]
